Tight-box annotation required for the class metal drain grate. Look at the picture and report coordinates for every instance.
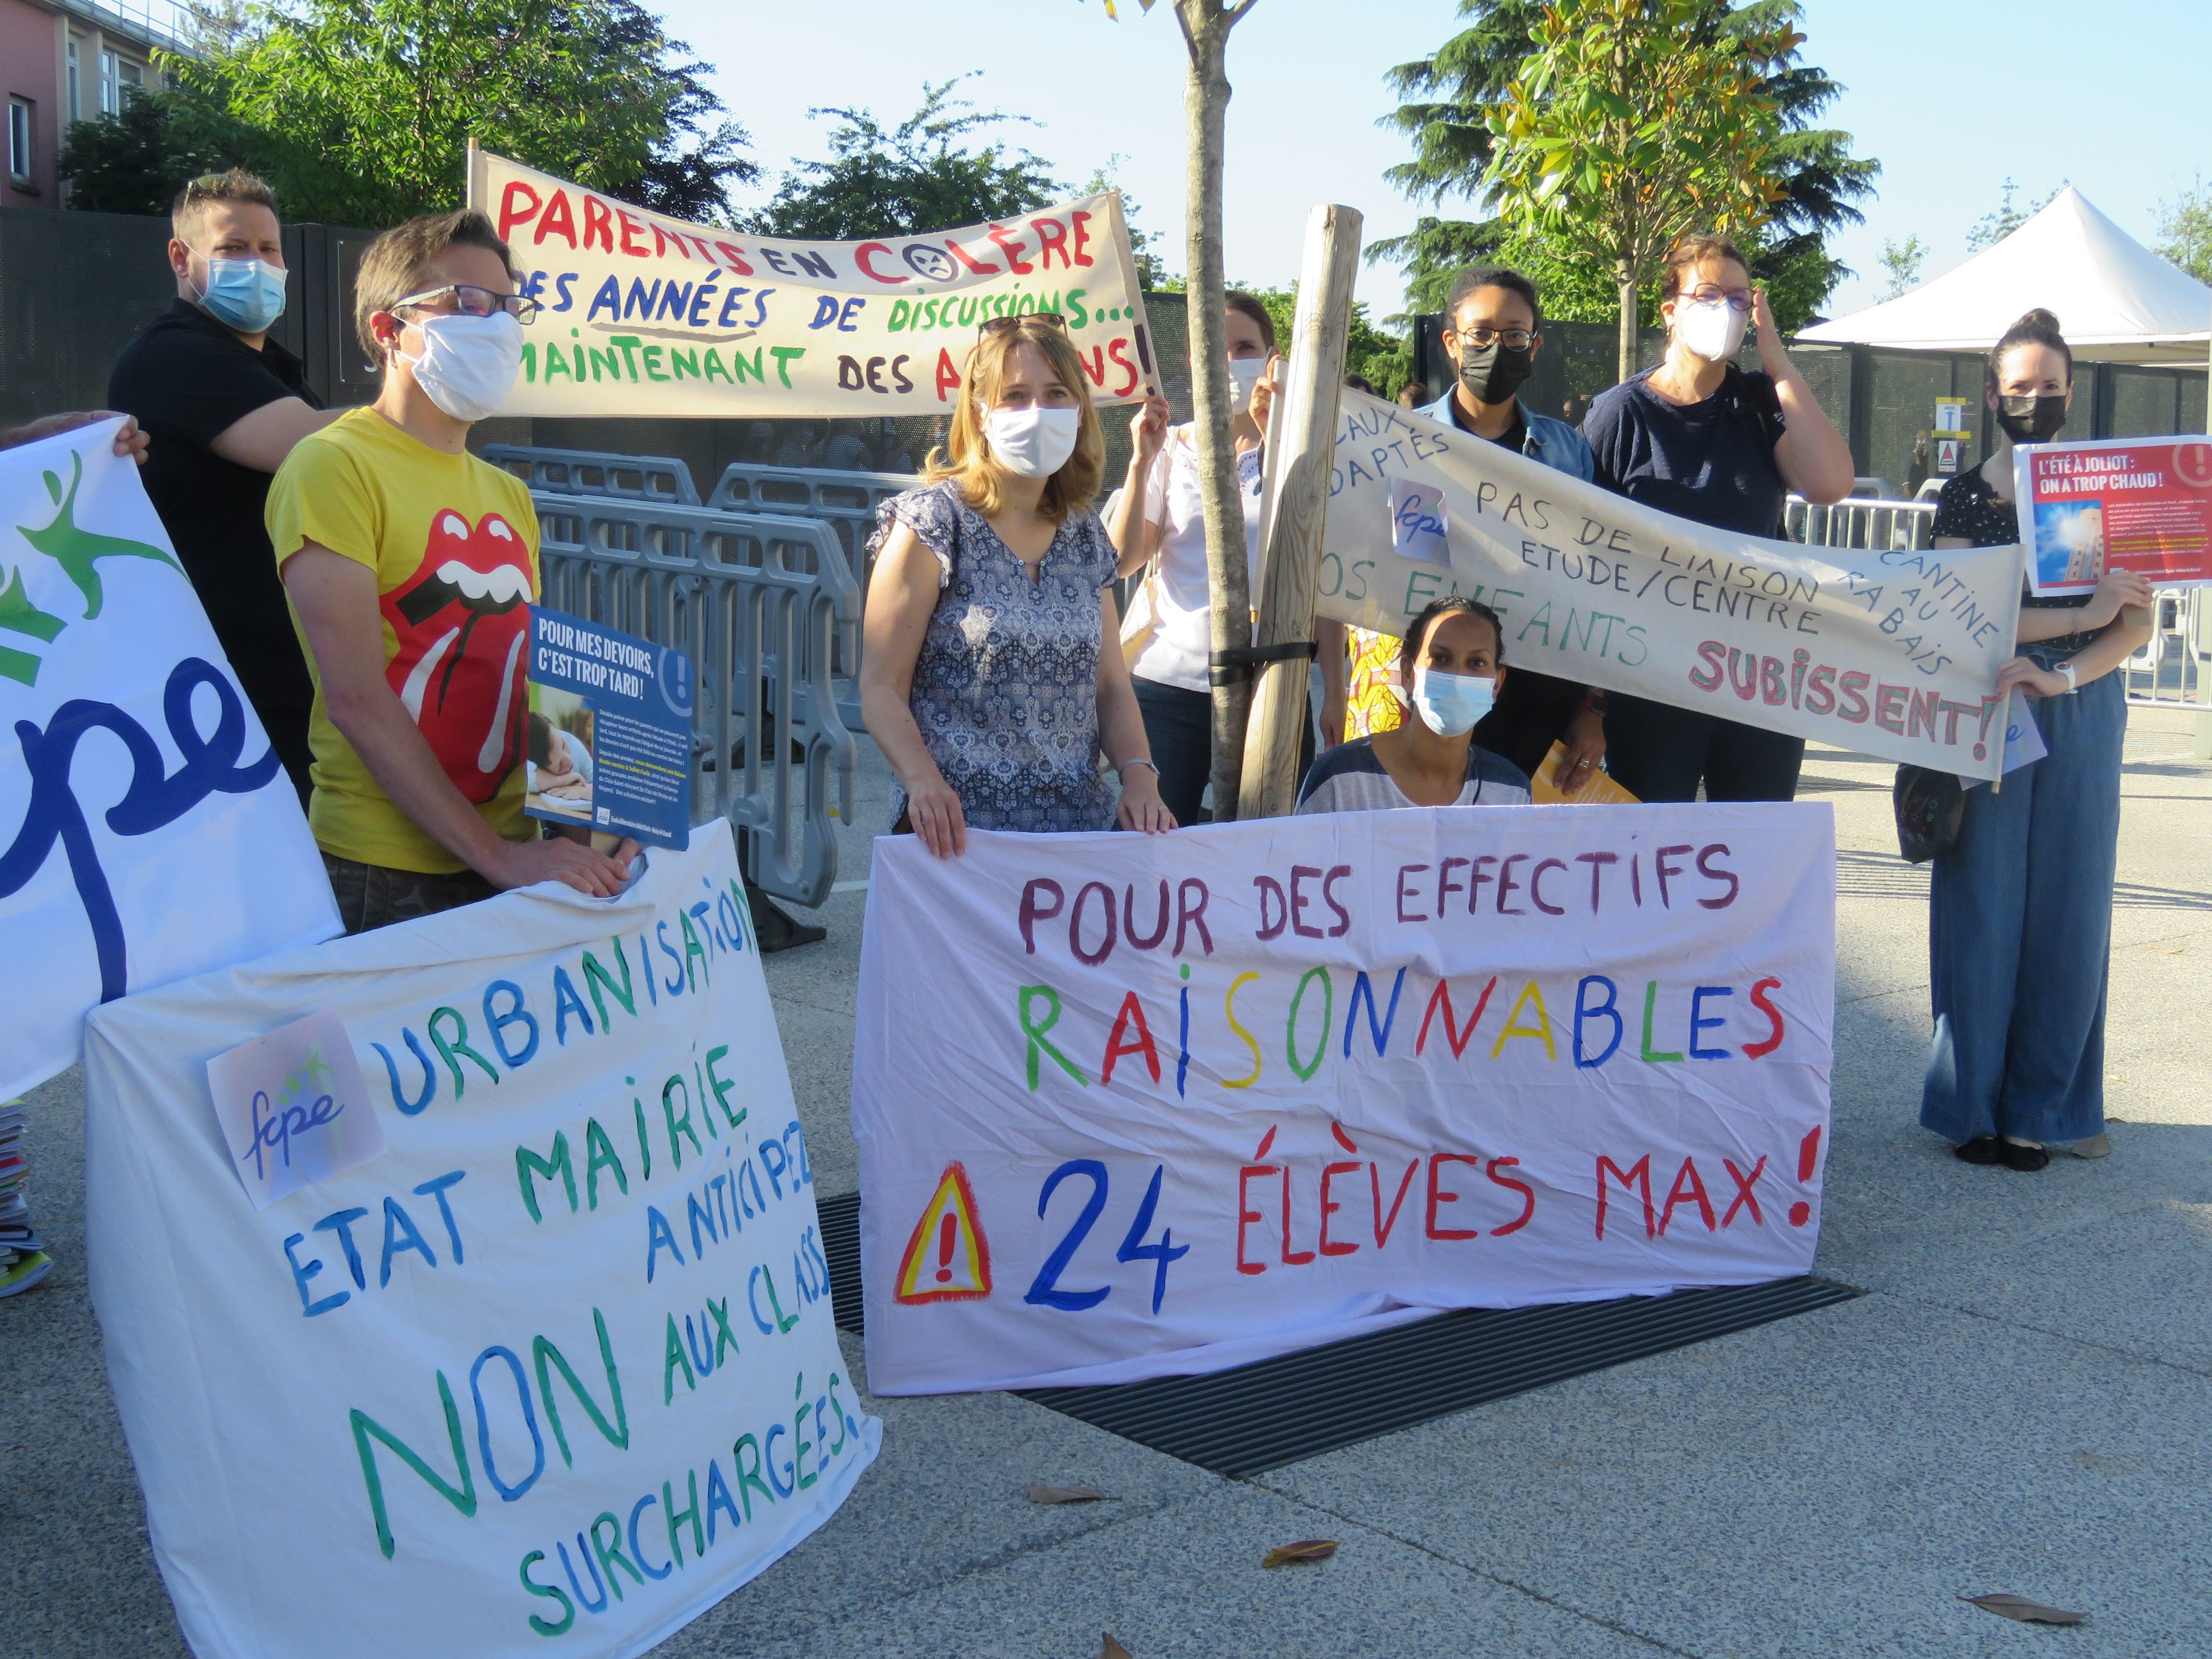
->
[815,1190,1860,1477]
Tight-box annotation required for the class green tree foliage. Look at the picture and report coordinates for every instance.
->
[1877,233,1926,299]
[1374,0,1874,335]
[1484,0,1796,374]
[1964,177,2061,252]
[742,77,1058,240]
[2155,175,2212,284]
[56,86,249,216]
[159,0,752,226]
[1224,286,1414,399]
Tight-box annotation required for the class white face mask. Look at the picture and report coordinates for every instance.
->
[397,312,524,422]
[979,404,1081,478]
[1226,355,1266,405]
[1672,296,1749,363]
[1410,665,1497,737]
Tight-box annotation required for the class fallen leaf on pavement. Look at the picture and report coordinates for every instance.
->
[1026,1484,1105,1504]
[1262,1539,1338,1568]
[1961,1594,2086,1625]
[1098,1635,1131,1659]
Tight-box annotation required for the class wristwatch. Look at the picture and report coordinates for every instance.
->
[2057,659,2079,694]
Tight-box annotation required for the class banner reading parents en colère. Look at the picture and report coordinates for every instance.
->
[469,148,1157,420]
[84,826,877,1659]
[1305,389,2025,781]
[854,805,1835,1396]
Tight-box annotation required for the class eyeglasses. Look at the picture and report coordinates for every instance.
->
[978,312,1068,337]
[1682,286,1755,312]
[393,284,542,325]
[1458,326,1537,351]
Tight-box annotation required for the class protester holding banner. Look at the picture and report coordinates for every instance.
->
[269,208,637,932]
[1111,292,1301,825]
[109,171,345,805]
[0,409,149,461]
[1584,236,1855,803]
[1922,309,2153,1171]
[861,313,1173,855]
[1418,266,1610,787]
[1298,596,1531,812]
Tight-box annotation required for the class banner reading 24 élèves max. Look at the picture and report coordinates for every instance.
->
[854,805,1834,1396]
[470,149,1157,420]
[1309,390,2025,780]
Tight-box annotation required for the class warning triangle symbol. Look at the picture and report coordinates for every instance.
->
[894,1161,993,1305]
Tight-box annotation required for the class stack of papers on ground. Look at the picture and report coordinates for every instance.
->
[0,1100,48,1297]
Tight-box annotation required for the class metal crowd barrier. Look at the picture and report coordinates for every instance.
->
[1784,495,1937,553]
[707,464,917,589]
[2123,587,2211,711]
[482,445,700,506]
[529,490,861,907]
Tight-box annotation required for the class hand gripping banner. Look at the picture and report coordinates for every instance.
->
[470,149,1158,420]
[853,805,1836,1395]
[1312,389,2026,780]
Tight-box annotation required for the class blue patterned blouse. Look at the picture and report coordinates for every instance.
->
[871,480,1118,834]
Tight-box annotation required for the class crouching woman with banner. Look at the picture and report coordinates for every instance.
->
[861,313,1175,856]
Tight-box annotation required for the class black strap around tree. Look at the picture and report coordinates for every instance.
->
[1207,639,1319,687]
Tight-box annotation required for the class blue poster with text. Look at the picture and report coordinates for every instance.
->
[524,606,693,849]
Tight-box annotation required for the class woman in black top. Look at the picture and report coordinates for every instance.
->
[1583,234,1855,801]
[1922,309,2152,1171]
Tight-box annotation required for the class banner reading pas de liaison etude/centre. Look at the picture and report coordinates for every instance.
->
[469,149,1157,420]
[84,827,877,1659]
[1307,389,2025,781]
[854,805,1835,1396]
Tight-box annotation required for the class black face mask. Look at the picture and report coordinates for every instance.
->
[1996,393,2068,444]
[1457,341,1534,406]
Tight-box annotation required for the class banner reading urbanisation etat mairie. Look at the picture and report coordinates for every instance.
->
[1310,389,2027,781]
[469,149,1157,420]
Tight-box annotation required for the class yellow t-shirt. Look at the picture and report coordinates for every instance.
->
[267,408,541,874]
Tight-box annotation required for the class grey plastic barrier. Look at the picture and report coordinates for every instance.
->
[707,464,917,587]
[531,492,860,907]
[482,444,701,505]
[2123,587,2210,709]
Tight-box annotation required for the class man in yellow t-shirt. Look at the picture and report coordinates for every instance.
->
[269,208,635,934]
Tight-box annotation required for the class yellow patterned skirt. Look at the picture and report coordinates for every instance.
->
[1344,626,1403,740]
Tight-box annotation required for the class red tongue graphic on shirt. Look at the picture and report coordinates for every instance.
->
[379,509,532,804]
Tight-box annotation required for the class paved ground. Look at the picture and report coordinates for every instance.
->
[7,709,2211,1659]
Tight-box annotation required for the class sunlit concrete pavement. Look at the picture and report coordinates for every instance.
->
[7,709,2210,1659]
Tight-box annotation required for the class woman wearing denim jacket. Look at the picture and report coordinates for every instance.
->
[1923,309,2153,1171]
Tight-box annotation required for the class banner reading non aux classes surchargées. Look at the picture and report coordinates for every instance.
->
[1302,389,2028,781]
[469,149,1157,420]
[855,805,1835,1397]
[86,827,878,1659]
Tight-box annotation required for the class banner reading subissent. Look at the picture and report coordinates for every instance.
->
[470,149,1157,421]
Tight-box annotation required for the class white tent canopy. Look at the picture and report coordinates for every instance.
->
[1801,187,2212,365]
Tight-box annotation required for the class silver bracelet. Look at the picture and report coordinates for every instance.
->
[1117,758,1159,778]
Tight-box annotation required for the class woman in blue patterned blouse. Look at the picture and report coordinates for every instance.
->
[861,313,1175,856]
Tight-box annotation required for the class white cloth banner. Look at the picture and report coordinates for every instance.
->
[853,806,1835,1396]
[85,826,877,1659]
[0,419,337,1098]
[1309,390,2023,781]
[470,150,1155,419]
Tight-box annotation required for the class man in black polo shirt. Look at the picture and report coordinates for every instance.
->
[109,169,341,802]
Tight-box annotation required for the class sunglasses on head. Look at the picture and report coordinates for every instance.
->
[978,312,1068,337]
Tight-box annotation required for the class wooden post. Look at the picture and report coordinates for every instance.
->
[1237,203,1362,819]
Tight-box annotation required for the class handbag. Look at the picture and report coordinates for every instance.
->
[1892,765,1964,863]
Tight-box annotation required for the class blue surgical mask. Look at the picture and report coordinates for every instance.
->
[1410,665,1497,737]
[195,256,288,334]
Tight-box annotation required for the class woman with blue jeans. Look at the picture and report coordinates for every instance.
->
[1923,309,2153,1170]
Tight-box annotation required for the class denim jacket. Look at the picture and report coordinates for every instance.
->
[1419,390,1594,483]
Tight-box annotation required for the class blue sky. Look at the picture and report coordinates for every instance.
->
[664,0,2210,326]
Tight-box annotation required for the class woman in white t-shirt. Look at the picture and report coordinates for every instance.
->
[1106,292,1283,825]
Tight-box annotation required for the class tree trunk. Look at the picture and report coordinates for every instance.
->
[1238,202,1361,819]
[1177,0,1251,822]
[1616,257,1639,383]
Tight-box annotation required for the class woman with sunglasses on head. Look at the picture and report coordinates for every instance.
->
[1296,596,1531,815]
[1109,291,1320,824]
[1922,309,2153,1172]
[861,313,1174,857]
[1584,235,1855,803]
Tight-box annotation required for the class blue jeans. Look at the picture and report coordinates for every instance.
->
[1134,677,1315,826]
[1921,669,2126,1145]
[1601,694,1804,803]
